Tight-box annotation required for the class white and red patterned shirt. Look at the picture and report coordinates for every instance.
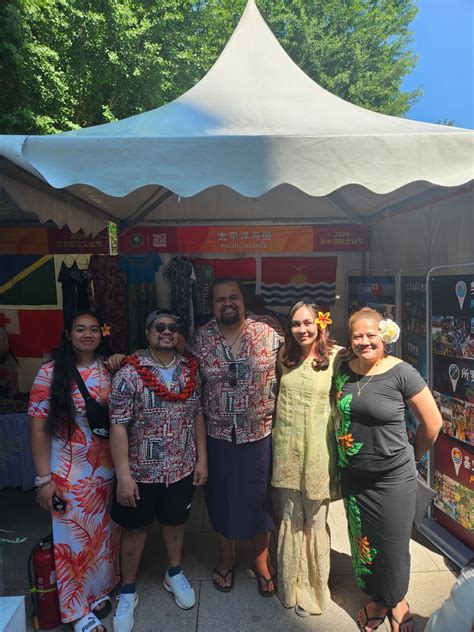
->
[109,351,202,485]
[190,314,283,444]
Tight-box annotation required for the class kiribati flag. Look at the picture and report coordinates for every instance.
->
[261,257,337,307]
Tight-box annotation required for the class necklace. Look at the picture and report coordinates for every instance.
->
[222,323,245,349]
[151,350,176,369]
[356,360,381,397]
[122,353,198,401]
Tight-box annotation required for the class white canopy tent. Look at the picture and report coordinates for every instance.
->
[0,0,472,251]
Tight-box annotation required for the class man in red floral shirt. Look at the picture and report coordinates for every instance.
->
[109,309,207,632]
[191,279,283,596]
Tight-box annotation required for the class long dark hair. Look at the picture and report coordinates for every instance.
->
[46,310,110,441]
[282,301,334,371]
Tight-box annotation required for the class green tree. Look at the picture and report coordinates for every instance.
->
[0,0,421,134]
[0,0,213,134]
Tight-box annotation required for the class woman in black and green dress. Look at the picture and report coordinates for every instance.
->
[335,308,442,632]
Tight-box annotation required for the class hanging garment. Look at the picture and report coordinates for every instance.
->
[192,261,215,320]
[163,256,195,336]
[120,254,162,351]
[88,255,128,353]
[58,260,91,327]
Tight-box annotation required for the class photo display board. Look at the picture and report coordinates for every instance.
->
[347,275,395,319]
[401,276,428,480]
[431,274,474,549]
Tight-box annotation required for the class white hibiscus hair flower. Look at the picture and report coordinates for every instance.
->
[379,319,400,344]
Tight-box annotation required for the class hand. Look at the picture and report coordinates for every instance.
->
[337,346,352,361]
[193,460,208,487]
[116,476,140,508]
[36,481,57,512]
[104,354,126,372]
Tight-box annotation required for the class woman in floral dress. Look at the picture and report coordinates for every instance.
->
[29,310,121,632]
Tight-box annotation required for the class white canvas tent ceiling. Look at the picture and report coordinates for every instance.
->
[0,0,472,235]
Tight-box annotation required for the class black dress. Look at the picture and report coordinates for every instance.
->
[335,361,426,607]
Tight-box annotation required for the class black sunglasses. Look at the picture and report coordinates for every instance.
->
[228,362,237,387]
[153,323,180,334]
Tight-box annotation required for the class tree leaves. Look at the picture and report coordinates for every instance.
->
[0,0,421,134]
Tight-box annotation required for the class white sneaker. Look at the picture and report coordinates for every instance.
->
[163,570,196,609]
[113,592,139,632]
[295,604,311,618]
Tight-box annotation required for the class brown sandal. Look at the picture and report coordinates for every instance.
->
[212,566,235,593]
[254,571,276,598]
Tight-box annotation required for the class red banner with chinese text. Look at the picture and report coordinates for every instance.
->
[177,226,313,254]
[313,225,370,251]
[48,228,109,253]
[0,228,49,254]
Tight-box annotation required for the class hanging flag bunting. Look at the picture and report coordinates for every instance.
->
[260,257,337,307]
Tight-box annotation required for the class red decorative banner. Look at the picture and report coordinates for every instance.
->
[177,226,313,254]
[313,225,370,251]
[0,228,49,254]
[119,227,177,253]
[48,228,109,253]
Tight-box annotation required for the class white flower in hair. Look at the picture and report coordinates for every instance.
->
[379,319,400,344]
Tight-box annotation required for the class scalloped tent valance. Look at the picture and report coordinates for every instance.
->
[0,0,472,234]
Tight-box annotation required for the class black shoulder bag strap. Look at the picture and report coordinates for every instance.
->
[71,365,110,439]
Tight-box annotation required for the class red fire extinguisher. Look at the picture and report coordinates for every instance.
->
[28,535,61,631]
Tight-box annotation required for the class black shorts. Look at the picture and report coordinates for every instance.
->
[111,474,195,529]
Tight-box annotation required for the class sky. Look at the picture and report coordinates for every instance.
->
[402,0,473,129]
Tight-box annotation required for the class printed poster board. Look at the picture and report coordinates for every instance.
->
[431,274,474,549]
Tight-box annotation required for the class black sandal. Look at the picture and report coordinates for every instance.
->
[357,602,388,631]
[254,571,276,598]
[388,608,414,632]
[212,566,235,593]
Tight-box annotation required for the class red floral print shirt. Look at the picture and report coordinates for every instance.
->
[190,314,283,444]
[109,351,202,485]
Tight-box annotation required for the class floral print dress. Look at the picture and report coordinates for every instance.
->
[28,360,120,623]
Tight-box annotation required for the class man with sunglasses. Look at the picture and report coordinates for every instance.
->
[109,309,207,632]
[190,279,283,598]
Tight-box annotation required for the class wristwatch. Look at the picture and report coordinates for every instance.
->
[34,474,52,488]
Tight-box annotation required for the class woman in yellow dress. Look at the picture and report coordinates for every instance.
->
[272,301,340,617]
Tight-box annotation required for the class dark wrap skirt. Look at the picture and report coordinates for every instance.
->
[204,433,275,539]
[340,458,417,608]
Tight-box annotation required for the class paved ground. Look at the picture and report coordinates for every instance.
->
[1,486,458,631]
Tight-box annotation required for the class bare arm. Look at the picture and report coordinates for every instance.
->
[29,416,56,511]
[109,422,140,507]
[407,386,443,462]
[193,413,208,486]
